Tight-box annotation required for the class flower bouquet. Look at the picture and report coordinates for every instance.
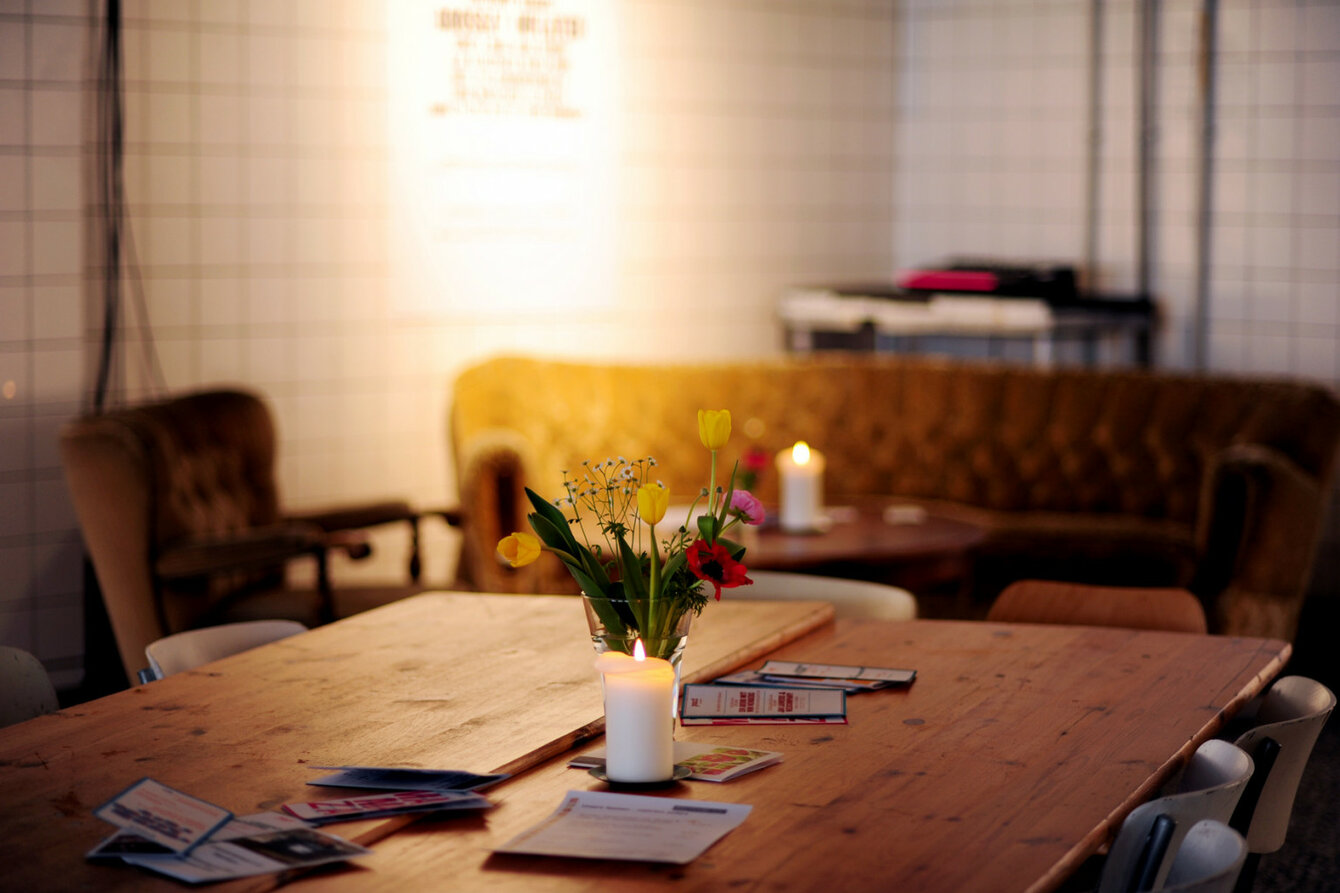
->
[496,409,764,672]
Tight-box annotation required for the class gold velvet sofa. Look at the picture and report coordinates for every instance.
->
[450,355,1340,641]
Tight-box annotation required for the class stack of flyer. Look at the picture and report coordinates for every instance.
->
[715,660,917,693]
[570,741,783,781]
[679,683,848,725]
[88,769,503,884]
[86,778,372,884]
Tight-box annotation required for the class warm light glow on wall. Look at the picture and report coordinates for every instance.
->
[388,0,617,319]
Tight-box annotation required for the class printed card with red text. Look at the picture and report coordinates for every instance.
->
[680,684,846,721]
[93,778,233,854]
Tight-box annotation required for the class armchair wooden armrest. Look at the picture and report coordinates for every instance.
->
[426,506,465,527]
[156,522,338,623]
[286,500,420,533]
[155,523,328,580]
[285,499,439,582]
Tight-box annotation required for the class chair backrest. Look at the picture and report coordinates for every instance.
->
[1230,675,1335,854]
[987,580,1208,633]
[0,647,60,728]
[60,389,284,677]
[735,571,917,621]
[1162,820,1247,893]
[1097,739,1254,892]
[145,620,308,679]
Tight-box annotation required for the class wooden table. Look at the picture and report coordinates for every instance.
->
[747,503,986,599]
[306,620,1288,893]
[0,595,1289,893]
[0,593,833,892]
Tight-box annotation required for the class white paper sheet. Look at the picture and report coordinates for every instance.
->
[496,790,751,864]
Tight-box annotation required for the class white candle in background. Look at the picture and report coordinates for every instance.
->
[595,642,676,782]
[776,440,825,533]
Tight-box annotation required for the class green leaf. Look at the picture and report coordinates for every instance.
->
[616,535,649,601]
[581,588,628,637]
[718,536,746,561]
[524,487,612,590]
[697,513,720,543]
[527,511,572,552]
[525,488,579,549]
[662,550,687,580]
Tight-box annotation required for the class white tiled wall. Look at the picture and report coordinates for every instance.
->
[0,0,899,687]
[2,0,1337,689]
[0,2,89,688]
[894,0,1340,384]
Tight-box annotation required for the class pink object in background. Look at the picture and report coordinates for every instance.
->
[897,270,999,292]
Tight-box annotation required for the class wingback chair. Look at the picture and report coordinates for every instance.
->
[60,388,432,681]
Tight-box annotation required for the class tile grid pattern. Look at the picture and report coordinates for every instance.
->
[893,0,1340,586]
[2,0,1337,684]
[0,1,90,687]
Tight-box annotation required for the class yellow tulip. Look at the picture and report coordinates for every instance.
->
[497,531,541,567]
[637,483,669,526]
[698,409,732,450]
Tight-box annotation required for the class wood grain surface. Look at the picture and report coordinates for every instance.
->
[288,620,1289,893]
[0,592,834,892]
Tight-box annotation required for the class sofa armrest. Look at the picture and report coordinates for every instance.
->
[454,431,538,593]
[1193,443,1326,639]
[453,429,577,594]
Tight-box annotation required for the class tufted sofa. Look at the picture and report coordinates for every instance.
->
[450,355,1340,641]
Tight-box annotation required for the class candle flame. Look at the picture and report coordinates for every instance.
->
[792,441,811,465]
[633,639,645,661]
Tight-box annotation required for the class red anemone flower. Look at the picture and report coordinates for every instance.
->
[686,540,753,600]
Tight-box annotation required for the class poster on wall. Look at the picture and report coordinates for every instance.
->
[388,0,616,318]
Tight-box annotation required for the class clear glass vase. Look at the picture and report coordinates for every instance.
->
[582,593,693,717]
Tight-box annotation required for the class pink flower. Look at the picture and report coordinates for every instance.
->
[729,490,766,526]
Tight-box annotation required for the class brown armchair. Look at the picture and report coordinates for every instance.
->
[60,388,436,681]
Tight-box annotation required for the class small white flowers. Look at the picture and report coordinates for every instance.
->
[559,455,662,556]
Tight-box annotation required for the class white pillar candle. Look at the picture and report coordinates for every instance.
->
[594,644,676,783]
[776,440,825,533]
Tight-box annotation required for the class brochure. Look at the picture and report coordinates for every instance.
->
[569,741,782,782]
[307,766,508,793]
[90,810,371,884]
[282,789,493,824]
[680,684,846,722]
[495,790,751,864]
[714,669,889,693]
[93,778,232,855]
[758,660,917,686]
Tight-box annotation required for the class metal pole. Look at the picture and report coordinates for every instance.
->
[1136,0,1158,305]
[1192,0,1218,370]
[1083,0,1104,291]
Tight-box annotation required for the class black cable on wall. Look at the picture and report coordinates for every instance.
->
[93,0,122,413]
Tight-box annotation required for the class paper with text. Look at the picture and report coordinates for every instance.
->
[496,790,750,864]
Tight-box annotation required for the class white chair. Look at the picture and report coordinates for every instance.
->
[736,570,917,621]
[1227,675,1335,891]
[143,620,308,680]
[0,647,60,728]
[1097,739,1254,893]
[1163,820,1247,893]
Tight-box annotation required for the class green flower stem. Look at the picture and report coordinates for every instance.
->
[648,521,661,607]
[708,449,718,517]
